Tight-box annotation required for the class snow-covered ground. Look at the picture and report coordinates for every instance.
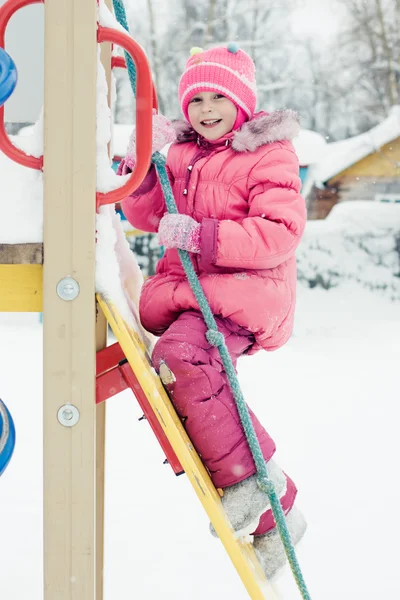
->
[1,283,399,600]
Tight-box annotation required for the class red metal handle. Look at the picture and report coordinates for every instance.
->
[111,54,158,112]
[111,55,126,70]
[97,26,154,207]
[0,0,44,170]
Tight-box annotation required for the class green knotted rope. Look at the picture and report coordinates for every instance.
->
[111,0,137,95]
[111,2,311,598]
[152,154,311,600]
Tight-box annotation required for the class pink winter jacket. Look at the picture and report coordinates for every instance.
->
[121,110,307,353]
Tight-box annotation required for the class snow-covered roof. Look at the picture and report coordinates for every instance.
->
[292,128,327,166]
[311,105,400,184]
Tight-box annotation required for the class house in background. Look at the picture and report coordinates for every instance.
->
[306,106,400,219]
[292,128,327,198]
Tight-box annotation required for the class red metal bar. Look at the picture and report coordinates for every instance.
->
[97,26,153,207]
[95,343,184,475]
[111,54,158,111]
[120,361,184,475]
[96,341,126,376]
[0,0,44,170]
[96,366,128,405]
[111,55,126,70]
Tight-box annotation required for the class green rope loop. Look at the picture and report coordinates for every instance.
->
[112,4,311,598]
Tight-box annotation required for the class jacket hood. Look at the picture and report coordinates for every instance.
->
[171,109,300,152]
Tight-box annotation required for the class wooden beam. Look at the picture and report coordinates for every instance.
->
[95,305,107,600]
[96,3,113,595]
[43,1,97,599]
[0,243,43,264]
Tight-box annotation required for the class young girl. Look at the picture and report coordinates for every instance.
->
[118,44,307,580]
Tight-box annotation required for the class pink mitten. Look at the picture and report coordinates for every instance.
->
[151,110,177,153]
[158,213,201,253]
[121,109,176,173]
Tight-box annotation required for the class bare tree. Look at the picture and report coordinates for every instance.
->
[119,0,400,142]
[375,0,399,105]
[146,0,165,113]
[338,0,400,113]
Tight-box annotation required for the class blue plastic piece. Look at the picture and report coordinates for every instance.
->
[0,398,16,476]
[227,42,239,54]
[0,47,18,108]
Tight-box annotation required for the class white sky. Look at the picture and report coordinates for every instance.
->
[290,0,347,41]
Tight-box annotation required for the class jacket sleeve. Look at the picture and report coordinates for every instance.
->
[200,143,307,270]
[121,162,173,233]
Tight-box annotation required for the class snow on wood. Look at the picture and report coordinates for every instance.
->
[112,123,135,158]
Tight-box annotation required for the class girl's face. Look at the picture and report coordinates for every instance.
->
[187,91,237,140]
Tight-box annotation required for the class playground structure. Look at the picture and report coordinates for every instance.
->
[0,0,316,598]
[0,1,282,599]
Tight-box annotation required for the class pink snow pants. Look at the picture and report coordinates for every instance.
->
[151,310,276,489]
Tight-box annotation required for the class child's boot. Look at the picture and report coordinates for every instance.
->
[210,459,287,537]
[252,505,307,581]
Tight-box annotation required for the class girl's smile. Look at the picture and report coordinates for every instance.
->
[187,91,237,140]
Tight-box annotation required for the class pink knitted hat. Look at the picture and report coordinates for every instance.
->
[179,43,257,122]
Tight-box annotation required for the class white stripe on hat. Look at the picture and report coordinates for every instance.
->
[182,61,257,93]
[181,83,253,117]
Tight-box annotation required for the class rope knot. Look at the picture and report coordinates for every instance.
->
[206,329,224,347]
[257,476,275,497]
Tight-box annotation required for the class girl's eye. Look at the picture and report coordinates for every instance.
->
[190,97,201,103]
[214,94,224,99]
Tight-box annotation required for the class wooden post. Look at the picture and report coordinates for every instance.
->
[96,307,107,600]
[43,1,98,599]
[96,5,114,595]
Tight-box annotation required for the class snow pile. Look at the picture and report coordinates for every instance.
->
[297,201,400,300]
[95,4,148,330]
[95,2,157,350]
[112,123,135,158]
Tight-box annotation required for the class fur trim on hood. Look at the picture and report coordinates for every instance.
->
[171,109,300,152]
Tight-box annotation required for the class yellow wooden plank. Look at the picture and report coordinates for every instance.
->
[0,264,42,311]
[97,293,277,600]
